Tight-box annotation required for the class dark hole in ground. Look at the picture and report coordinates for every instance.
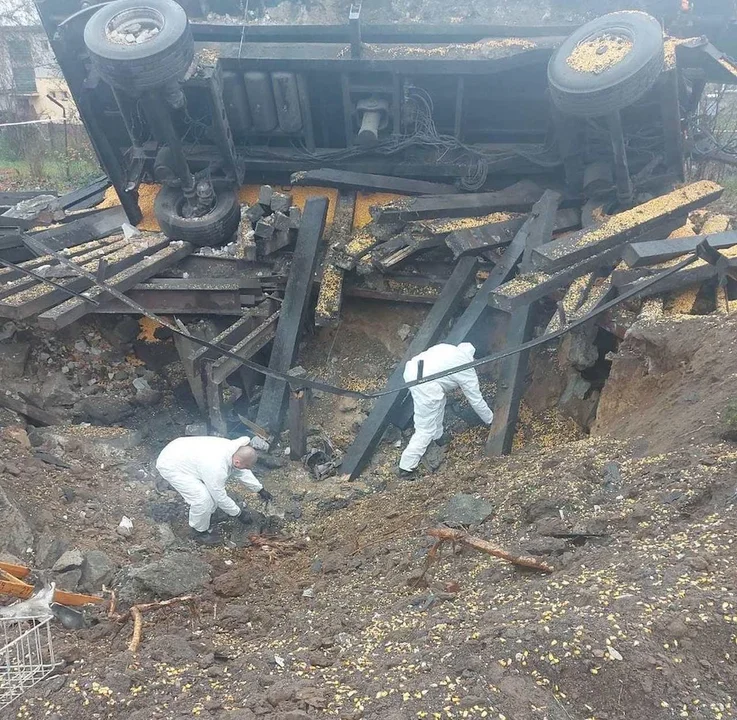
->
[580,327,618,392]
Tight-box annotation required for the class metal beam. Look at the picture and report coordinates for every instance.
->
[291,169,459,195]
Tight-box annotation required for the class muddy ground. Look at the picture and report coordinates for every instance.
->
[2,308,737,720]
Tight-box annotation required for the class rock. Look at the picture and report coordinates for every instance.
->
[0,482,33,556]
[214,567,252,597]
[338,397,359,413]
[97,316,139,347]
[422,442,445,472]
[1,425,30,449]
[79,397,134,425]
[397,323,412,341]
[40,675,66,697]
[406,568,428,588]
[41,373,76,407]
[602,461,622,489]
[524,537,568,556]
[0,321,16,342]
[0,341,30,378]
[123,552,211,600]
[157,523,177,548]
[437,493,494,527]
[146,633,198,662]
[55,568,82,591]
[35,528,68,569]
[132,377,162,407]
[52,548,84,572]
[80,550,115,591]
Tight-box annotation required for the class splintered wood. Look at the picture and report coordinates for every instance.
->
[426,527,554,573]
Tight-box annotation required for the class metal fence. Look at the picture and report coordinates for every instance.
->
[0,616,57,711]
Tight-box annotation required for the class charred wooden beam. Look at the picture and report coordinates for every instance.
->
[446,216,527,259]
[340,256,478,481]
[256,197,328,432]
[290,169,459,195]
[448,190,562,342]
[375,236,446,270]
[546,275,614,334]
[371,180,546,224]
[288,388,308,460]
[659,69,685,182]
[0,239,170,319]
[31,206,127,252]
[211,310,280,384]
[36,242,193,329]
[315,190,356,328]
[485,304,536,456]
[93,287,244,314]
[530,181,723,272]
[622,230,737,267]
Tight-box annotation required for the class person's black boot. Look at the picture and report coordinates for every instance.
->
[189,528,221,546]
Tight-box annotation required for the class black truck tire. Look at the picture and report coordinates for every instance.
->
[84,0,193,95]
[548,11,664,117]
[154,185,241,247]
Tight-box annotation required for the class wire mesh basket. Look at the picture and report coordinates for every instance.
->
[1,616,57,710]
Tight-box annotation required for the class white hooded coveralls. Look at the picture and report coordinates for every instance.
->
[399,342,493,472]
[156,436,263,532]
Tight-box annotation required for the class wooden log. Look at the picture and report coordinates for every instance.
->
[205,362,228,436]
[290,168,460,195]
[622,230,737,268]
[339,256,478,481]
[481,191,563,456]
[530,181,723,272]
[36,242,193,330]
[371,180,546,224]
[485,304,535,456]
[447,190,562,343]
[446,216,527,259]
[288,388,307,460]
[315,190,357,328]
[256,197,328,432]
[375,236,446,270]
[210,310,280,384]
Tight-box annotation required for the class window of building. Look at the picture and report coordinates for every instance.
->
[7,38,37,94]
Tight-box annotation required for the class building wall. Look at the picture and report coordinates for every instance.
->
[0,26,78,123]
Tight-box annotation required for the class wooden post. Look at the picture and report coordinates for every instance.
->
[288,388,307,460]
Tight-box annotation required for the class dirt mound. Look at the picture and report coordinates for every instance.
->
[594,313,737,453]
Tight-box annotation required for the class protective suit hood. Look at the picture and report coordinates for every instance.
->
[457,342,477,362]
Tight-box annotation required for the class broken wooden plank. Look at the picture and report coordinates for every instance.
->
[31,206,127,252]
[0,237,127,294]
[615,247,737,299]
[93,287,243,315]
[546,276,614,334]
[447,190,562,343]
[375,235,446,270]
[340,256,478,481]
[256,197,328,432]
[485,304,536,456]
[211,310,280,384]
[446,216,527,259]
[315,190,357,328]
[0,390,60,426]
[0,239,169,319]
[290,169,459,195]
[530,181,723,272]
[36,242,193,330]
[372,180,546,224]
[473,191,562,456]
[544,273,595,334]
[622,230,737,267]
[288,388,308,460]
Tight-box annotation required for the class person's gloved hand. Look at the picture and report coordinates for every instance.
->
[236,506,252,524]
[258,488,273,503]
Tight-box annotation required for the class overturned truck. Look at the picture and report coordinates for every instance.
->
[34,0,737,243]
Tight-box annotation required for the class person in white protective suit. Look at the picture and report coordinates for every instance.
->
[399,342,493,474]
[156,435,273,545]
